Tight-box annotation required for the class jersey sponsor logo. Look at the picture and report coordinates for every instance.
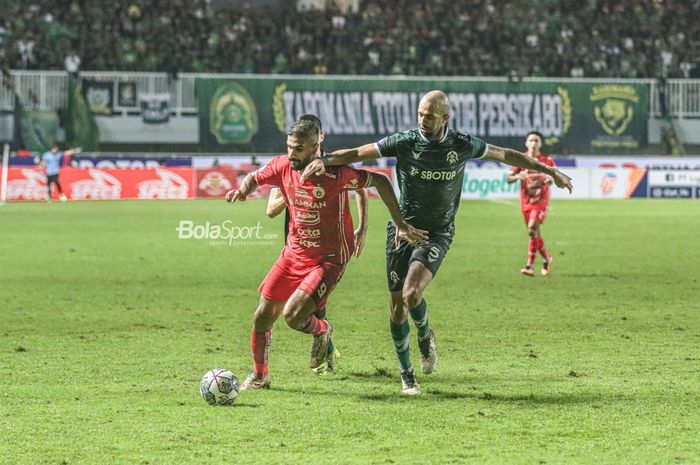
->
[343,179,359,189]
[420,170,457,181]
[294,187,312,199]
[411,150,421,160]
[428,246,440,263]
[298,228,321,238]
[446,150,459,164]
[293,198,327,209]
[209,82,259,144]
[295,209,320,225]
[313,186,325,198]
[299,239,321,248]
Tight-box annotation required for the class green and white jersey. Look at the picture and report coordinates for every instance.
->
[376,128,487,231]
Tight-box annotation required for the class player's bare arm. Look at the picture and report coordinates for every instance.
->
[365,172,429,248]
[353,189,369,257]
[484,144,573,192]
[225,172,259,203]
[266,187,287,218]
[300,143,380,182]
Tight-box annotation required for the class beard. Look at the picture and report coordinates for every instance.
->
[290,159,307,171]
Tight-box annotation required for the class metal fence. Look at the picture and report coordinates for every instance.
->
[2,70,699,118]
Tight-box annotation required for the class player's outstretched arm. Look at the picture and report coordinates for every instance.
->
[225,172,259,203]
[266,187,287,218]
[366,172,429,248]
[300,143,380,182]
[483,144,573,193]
[353,189,369,257]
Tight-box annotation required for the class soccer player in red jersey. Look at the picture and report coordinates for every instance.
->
[225,118,427,390]
[265,114,369,375]
[507,131,556,277]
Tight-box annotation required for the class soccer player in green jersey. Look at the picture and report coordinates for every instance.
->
[301,90,573,395]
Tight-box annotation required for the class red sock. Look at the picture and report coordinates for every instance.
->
[527,237,537,266]
[300,315,328,336]
[537,237,549,260]
[251,329,272,377]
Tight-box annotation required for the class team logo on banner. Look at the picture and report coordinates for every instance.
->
[210,82,259,144]
[591,85,638,136]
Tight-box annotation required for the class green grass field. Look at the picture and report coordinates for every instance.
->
[1,199,699,465]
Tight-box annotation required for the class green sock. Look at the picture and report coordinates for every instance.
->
[409,298,430,339]
[390,319,411,370]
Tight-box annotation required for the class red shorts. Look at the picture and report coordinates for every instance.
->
[258,247,346,309]
[521,205,548,225]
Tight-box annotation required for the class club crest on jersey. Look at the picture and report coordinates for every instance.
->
[412,150,421,160]
[446,150,459,164]
[409,167,420,177]
[313,186,325,198]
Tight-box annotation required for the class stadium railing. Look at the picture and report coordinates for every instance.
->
[2,71,700,119]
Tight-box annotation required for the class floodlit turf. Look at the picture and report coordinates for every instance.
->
[1,198,698,465]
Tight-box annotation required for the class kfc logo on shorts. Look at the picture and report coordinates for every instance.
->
[295,209,320,225]
[298,239,320,248]
[298,228,321,238]
[428,246,440,263]
[71,169,122,200]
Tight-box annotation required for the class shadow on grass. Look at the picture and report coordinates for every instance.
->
[265,369,630,406]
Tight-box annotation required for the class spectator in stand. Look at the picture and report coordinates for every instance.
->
[1,0,698,78]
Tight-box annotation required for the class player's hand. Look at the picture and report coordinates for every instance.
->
[552,170,573,193]
[394,222,429,249]
[300,158,325,183]
[225,189,247,203]
[353,224,367,258]
[518,171,528,181]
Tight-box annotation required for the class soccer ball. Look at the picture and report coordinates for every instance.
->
[200,368,240,405]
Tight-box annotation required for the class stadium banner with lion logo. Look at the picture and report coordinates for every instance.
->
[196,78,649,153]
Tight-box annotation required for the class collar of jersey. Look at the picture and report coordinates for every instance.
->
[418,126,449,144]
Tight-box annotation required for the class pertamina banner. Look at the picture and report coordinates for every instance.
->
[196,77,649,154]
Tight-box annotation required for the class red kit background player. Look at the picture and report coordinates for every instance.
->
[507,131,556,277]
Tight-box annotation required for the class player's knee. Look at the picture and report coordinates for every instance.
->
[282,304,305,330]
[528,227,538,237]
[402,286,422,309]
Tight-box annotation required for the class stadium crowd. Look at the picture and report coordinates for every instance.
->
[1,0,698,78]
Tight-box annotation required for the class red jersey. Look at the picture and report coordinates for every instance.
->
[254,155,371,265]
[511,153,555,208]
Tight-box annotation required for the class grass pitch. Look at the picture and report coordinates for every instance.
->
[1,199,698,465]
